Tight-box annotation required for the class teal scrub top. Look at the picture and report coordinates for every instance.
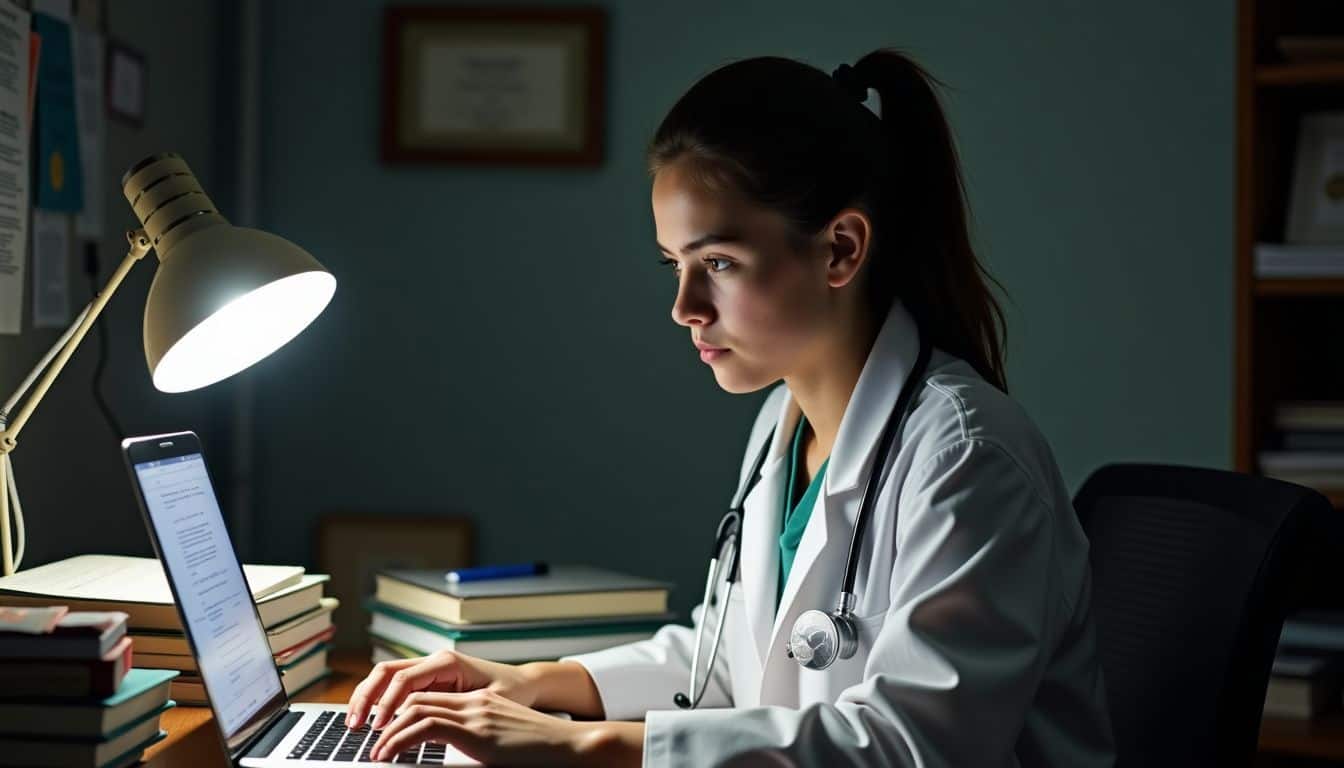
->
[779,416,828,604]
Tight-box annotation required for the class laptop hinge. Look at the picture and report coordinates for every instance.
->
[238,707,300,762]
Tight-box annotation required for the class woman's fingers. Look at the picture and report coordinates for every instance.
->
[370,703,469,762]
[367,656,462,730]
[345,657,426,728]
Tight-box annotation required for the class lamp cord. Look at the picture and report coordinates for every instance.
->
[84,242,125,441]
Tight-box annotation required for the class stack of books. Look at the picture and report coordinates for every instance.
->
[367,565,673,663]
[1259,402,1344,495]
[1267,612,1344,719]
[0,605,178,766]
[0,555,338,704]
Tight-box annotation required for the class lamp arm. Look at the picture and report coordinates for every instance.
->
[0,229,152,576]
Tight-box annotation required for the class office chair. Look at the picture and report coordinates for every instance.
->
[1073,463,1330,768]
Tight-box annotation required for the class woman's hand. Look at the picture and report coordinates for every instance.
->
[345,650,537,730]
[368,689,591,764]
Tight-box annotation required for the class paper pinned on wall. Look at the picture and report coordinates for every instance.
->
[72,26,102,238]
[0,4,33,335]
[31,208,70,329]
[32,11,83,213]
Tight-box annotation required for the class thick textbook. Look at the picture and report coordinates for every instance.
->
[375,565,670,624]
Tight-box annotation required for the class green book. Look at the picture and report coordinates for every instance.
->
[0,667,178,739]
[0,699,174,766]
[367,601,668,662]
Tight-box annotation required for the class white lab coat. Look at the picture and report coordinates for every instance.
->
[565,300,1116,767]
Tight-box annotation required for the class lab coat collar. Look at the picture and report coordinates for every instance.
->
[825,300,922,497]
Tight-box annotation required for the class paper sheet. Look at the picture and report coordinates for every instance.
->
[31,208,68,328]
[0,4,32,335]
[32,11,82,213]
[72,26,101,238]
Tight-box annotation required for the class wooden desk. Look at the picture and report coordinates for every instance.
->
[142,649,372,766]
[139,650,1343,765]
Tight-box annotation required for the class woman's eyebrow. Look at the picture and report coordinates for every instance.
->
[657,233,742,255]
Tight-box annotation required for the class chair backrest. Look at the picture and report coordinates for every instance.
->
[1073,463,1326,768]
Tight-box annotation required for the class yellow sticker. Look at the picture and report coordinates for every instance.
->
[50,151,64,191]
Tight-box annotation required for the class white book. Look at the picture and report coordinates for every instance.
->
[1259,451,1344,472]
[131,596,338,656]
[1256,243,1344,276]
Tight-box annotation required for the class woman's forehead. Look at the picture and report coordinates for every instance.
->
[653,164,785,246]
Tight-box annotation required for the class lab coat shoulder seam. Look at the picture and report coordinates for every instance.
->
[909,437,1054,523]
[923,379,970,441]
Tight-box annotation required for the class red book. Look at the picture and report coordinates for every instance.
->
[0,634,133,698]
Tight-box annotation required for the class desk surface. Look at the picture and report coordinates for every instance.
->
[139,649,1344,765]
[142,649,371,766]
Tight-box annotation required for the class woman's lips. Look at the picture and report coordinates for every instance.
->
[697,346,729,363]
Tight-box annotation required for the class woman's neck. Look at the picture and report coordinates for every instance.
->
[784,308,881,469]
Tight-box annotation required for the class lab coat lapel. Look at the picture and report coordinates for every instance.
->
[739,394,796,670]
[761,301,922,701]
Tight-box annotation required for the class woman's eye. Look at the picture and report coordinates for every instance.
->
[706,257,731,272]
[657,257,681,275]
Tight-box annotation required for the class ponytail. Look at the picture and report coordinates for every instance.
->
[852,51,1008,392]
[649,50,1009,392]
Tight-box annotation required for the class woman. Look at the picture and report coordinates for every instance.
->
[346,50,1115,766]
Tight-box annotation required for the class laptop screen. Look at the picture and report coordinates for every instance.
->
[132,452,285,743]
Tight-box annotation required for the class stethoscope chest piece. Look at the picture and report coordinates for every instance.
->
[787,608,858,670]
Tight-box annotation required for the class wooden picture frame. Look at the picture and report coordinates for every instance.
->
[318,514,474,651]
[381,6,605,166]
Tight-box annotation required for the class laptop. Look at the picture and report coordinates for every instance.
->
[122,431,480,766]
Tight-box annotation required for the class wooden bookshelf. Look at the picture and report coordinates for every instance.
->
[1241,1,1344,761]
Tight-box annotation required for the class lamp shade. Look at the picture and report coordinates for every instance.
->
[122,153,335,393]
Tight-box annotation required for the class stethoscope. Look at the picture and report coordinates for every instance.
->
[674,328,931,710]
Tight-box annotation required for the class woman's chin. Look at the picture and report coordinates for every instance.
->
[710,363,775,394]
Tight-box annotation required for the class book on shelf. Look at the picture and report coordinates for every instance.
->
[367,600,668,662]
[1258,451,1344,491]
[1254,243,1344,277]
[1265,652,1341,719]
[0,606,128,658]
[374,565,671,624]
[169,643,330,705]
[1281,431,1344,452]
[0,634,133,697]
[1274,402,1344,432]
[0,555,321,631]
[1281,611,1344,652]
[0,667,178,739]
[0,701,172,767]
[129,596,338,657]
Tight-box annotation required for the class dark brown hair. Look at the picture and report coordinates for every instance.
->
[648,51,1009,392]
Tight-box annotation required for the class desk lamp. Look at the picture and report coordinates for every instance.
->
[0,153,336,576]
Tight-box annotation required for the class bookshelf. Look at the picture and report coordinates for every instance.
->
[1235,1,1344,490]
[1241,1,1344,762]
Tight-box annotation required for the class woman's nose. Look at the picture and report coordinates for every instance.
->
[671,273,714,327]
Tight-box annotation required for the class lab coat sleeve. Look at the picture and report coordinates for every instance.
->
[561,597,734,719]
[642,438,1066,767]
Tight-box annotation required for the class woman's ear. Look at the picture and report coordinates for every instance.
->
[824,208,873,289]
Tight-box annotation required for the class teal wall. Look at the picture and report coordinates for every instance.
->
[254,0,1234,613]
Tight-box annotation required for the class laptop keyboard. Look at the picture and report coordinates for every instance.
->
[286,710,448,764]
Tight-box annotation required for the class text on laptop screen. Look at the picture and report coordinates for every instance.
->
[134,453,283,737]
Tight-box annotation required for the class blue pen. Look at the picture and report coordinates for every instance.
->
[446,562,549,583]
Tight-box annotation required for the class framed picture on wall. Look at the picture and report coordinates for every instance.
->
[105,40,144,126]
[381,6,605,166]
[318,514,474,651]
[1287,111,1344,243]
